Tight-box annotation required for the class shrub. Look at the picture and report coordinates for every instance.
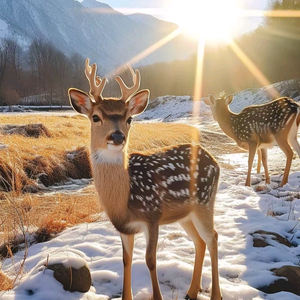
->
[3,89,20,106]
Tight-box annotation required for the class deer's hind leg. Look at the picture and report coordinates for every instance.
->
[275,133,294,186]
[180,219,206,300]
[190,212,222,300]
[145,225,163,300]
[288,120,300,158]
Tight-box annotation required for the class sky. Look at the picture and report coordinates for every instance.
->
[93,0,271,15]
[90,0,272,35]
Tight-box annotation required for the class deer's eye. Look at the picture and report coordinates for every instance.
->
[92,115,101,123]
[127,117,132,125]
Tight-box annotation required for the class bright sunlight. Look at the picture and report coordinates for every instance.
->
[167,0,239,42]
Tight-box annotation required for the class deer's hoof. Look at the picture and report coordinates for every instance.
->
[185,294,197,300]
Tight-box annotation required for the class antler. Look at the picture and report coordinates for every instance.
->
[85,58,107,102]
[115,65,140,102]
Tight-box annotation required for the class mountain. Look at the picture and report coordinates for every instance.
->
[128,13,178,35]
[0,0,196,72]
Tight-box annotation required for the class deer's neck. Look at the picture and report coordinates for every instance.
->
[91,149,131,227]
[215,109,237,141]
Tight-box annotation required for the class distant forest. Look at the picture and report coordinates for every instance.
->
[1,0,300,106]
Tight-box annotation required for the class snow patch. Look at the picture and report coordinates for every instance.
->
[0,18,9,38]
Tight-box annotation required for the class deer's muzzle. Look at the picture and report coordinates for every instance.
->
[108,131,125,146]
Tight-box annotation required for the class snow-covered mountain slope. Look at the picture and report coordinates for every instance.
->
[81,0,112,9]
[138,79,300,122]
[231,79,300,113]
[136,95,196,122]
[0,18,8,39]
[0,0,196,72]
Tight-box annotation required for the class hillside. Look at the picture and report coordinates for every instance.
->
[137,79,300,122]
[0,0,196,72]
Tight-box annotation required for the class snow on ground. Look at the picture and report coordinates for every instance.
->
[0,106,73,114]
[1,91,300,300]
[1,150,300,300]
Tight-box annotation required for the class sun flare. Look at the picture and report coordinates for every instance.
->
[167,0,239,42]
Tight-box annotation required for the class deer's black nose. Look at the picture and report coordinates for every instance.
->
[109,132,125,145]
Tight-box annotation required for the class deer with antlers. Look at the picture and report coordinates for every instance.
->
[203,94,300,187]
[68,59,222,300]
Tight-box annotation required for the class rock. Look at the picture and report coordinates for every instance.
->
[22,184,39,193]
[0,144,8,150]
[251,230,293,248]
[1,123,52,138]
[65,147,92,179]
[46,262,91,293]
[258,265,300,295]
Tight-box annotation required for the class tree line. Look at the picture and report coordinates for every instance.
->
[0,38,88,106]
[1,0,300,105]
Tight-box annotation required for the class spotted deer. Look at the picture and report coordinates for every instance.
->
[203,94,300,187]
[68,59,222,300]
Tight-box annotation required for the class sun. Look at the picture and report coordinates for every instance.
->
[166,0,239,42]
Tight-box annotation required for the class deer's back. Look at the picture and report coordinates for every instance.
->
[128,144,219,218]
[230,97,299,142]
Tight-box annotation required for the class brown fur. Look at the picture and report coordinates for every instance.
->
[204,95,300,186]
[68,64,222,300]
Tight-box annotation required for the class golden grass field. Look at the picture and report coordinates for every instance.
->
[0,112,240,290]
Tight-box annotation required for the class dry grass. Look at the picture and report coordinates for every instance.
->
[0,114,91,192]
[0,190,100,247]
[0,115,206,193]
[129,122,200,152]
[0,271,13,291]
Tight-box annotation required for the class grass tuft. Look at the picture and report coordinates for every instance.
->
[0,271,13,291]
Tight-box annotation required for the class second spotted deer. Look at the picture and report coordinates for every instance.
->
[203,94,300,187]
[68,59,222,300]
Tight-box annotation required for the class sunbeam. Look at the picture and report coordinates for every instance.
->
[222,9,300,18]
[189,38,206,195]
[109,27,182,77]
[192,40,205,104]
[228,40,281,99]
[264,9,300,17]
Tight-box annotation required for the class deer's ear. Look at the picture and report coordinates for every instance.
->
[68,88,93,115]
[209,94,217,105]
[127,89,149,117]
[203,96,211,106]
[225,94,233,105]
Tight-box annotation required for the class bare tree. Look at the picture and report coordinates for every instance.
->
[0,39,10,91]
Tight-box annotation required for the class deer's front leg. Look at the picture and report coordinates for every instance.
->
[261,148,270,184]
[121,233,134,300]
[246,142,257,186]
[145,225,163,300]
[256,149,261,174]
